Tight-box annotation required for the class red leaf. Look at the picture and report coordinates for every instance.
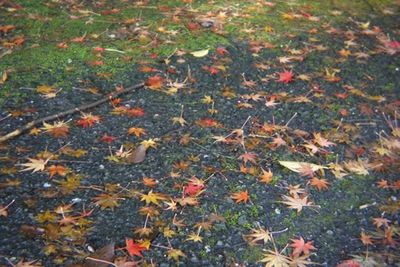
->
[195,118,222,128]
[125,238,146,257]
[216,47,229,56]
[100,134,117,143]
[276,70,294,84]
[94,46,105,52]
[336,260,361,267]
[126,107,145,117]
[76,113,101,128]
[184,180,205,196]
[145,75,164,89]
[290,237,316,257]
[187,22,200,31]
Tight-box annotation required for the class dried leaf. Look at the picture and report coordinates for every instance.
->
[127,144,147,164]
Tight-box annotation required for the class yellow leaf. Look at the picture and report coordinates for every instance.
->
[190,49,209,57]
[278,161,326,173]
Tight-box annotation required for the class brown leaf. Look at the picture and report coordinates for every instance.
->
[83,243,115,267]
[127,144,147,163]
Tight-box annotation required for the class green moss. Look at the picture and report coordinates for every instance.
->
[223,210,240,227]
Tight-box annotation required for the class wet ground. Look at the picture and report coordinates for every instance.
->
[0,1,399,266]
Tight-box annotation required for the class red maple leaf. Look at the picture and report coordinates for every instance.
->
[276,70,294,84]
[336,260,361,267]
[184,183,204,196]
[126,238,146,257]
[76,113,101,128]
[145,75,164,89]
[126,107,145,117]
[100,134,117,143]
[195,118,222,128]
[216,47,229,56]
[290,237,316,256]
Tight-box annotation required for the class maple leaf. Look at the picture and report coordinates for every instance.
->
[41,121,69,138]
[128,127,146,137]
[290,237,316,257]
[186,232,203,242]
[238,152,258,165]
[143,177,158,188]
[313,132,335,147]
[140,190,167,206]
[100,134,117,143]
[259,168,273,184]
[76,113,101,128]
[343,160,369,175]
[48,165,67,179]
[360,231,373,246]
[243,227,272,245]
[172,116,187,126]
[276,70,294,84]
[126,238,146,257]
[195,118,222,128]
[231,190,250,204]
[309,177,329,191]
[126,107,145,117]
[167,249,186,262]
[92,193,121,210]
[372,217,390,228]
[141,139,157,149]
[184,177,205,196]
[133,227,153,237]
[145,75,164,89]
[19,157,51,173]
[259,248,291,267]
[280,195,315,213]
[288,184,306,197]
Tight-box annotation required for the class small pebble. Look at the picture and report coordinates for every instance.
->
[43,182,51,188]
[326,230,334,235]
[99,164,105,170]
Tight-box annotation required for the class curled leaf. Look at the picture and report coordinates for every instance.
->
[127,144,147,164]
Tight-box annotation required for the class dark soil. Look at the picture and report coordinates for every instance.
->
[1,1,400,267]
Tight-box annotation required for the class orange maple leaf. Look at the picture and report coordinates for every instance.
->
[309,177,329,191]
[48,165,67,179]
[126,238,146,257]
[238,152,258,165]
[145,75,164,89]
[290,237,316,257]
[76,113,101,128]
[231,190,250,204]
[128,127,146,137]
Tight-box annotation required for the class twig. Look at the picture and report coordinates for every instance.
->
[85,257,117,267]
[0,82,144,143]
[0,114,11,123]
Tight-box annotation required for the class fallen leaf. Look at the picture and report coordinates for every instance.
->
[125,238,146,257]
[231,190,250,204]
[190,49,209,57]
[290,237,316,257]
[279,161,326,173]
[127,144,147,164]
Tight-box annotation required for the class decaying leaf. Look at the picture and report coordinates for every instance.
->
[127,144,147,164]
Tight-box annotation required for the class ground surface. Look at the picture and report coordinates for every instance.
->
[0,0,400,266]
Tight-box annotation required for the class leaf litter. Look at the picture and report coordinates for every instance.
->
[0,0,400,266]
